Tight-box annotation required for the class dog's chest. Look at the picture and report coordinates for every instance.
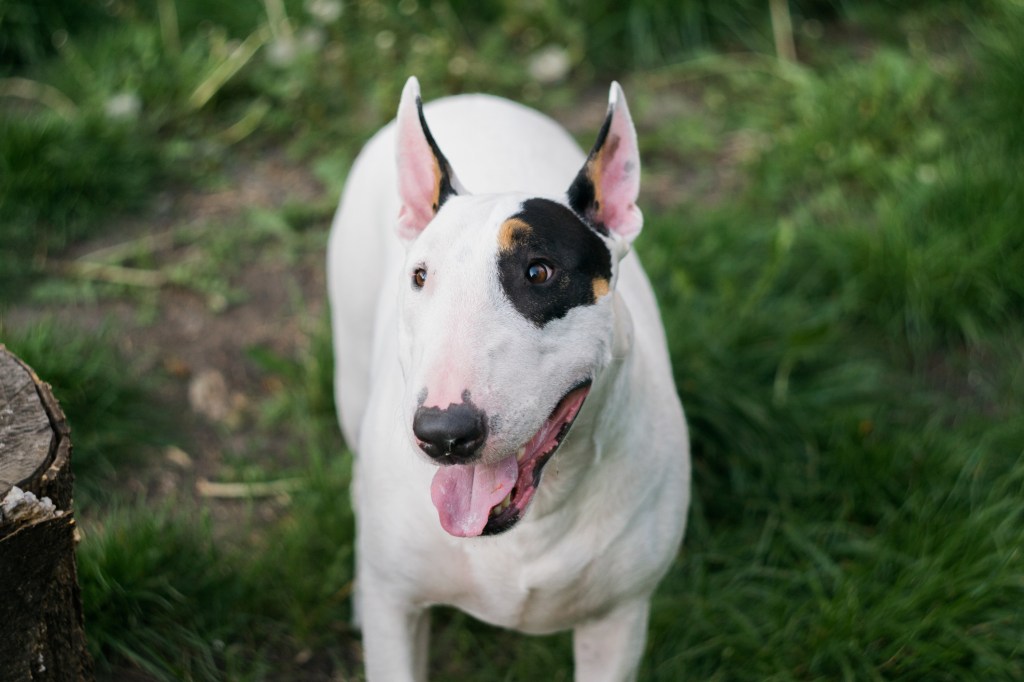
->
[433,509,638,633]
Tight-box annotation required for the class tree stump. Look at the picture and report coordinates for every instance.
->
[0,345,92,681]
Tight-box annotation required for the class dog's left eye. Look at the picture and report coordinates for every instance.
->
[413,267,428,288]
[525,260,554,285]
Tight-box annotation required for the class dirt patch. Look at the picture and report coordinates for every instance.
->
[5,144,332,529]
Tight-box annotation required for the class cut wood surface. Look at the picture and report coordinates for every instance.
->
[0,347,54,503]
[0,345,92,682]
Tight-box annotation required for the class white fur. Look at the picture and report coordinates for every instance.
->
[327,82,690,681]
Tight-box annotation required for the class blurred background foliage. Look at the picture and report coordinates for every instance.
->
[0,0,989,297]
[2,0,1023,679]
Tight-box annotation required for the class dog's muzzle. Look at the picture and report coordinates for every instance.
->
[413,401,487,464]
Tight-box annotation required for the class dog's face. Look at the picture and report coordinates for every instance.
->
[391,78,643,538]
[397,193,617,536]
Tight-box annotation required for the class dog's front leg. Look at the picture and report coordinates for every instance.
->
[359,575,431,682]
[572,598,650,682]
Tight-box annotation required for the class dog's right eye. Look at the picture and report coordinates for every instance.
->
[525,260,554,285]
[413,267,428,288]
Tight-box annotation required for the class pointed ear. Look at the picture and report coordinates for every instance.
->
[395,77,463,240]
[567,82,643,244]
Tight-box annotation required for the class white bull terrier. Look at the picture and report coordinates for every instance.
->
[327,77,690,681]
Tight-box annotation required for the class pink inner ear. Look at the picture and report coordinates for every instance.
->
[593,84,643,242]
[396,81,441,240]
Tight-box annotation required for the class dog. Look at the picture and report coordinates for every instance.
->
[327,77,690,681]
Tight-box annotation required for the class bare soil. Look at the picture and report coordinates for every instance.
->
[5,145,330,531]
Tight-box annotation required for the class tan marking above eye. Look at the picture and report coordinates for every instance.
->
[592,277,610,300]
[498,217,532,252]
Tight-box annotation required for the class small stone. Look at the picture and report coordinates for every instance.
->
[165,446,194,469]
[105,92,142,121]
[528,45,571,84]
[188,369,232,423]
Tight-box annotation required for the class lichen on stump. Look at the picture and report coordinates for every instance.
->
[0,345,92,682]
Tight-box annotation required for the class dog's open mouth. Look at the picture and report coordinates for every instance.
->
[429,380,591,537]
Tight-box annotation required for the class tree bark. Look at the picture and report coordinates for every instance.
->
[0,345,92,682]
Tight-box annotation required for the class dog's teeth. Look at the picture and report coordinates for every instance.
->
[491,491,513,516]
[516,447,526,462]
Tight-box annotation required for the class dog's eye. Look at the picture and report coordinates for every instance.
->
[525,260,554,285]
[413,267,427,288]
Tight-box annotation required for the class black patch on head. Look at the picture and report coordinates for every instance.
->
[566,105,613,236]
[416,96,457,211]
[497,198,612,328]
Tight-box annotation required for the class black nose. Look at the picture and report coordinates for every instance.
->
[413,402,487,464]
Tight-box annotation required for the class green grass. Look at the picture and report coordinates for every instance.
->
[0,113,162,295]
[78,324,358,680]
[0,319,171,507]
[78,445,357,680]
[2,0,1023,679]
[636,208,1024,677]
[80,507,262,681]
[632,6,1024,677]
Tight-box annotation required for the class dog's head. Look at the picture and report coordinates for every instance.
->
[393,77,643,538]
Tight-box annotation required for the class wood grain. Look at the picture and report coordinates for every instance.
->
[0,345,92,681]
[0,348,55,501]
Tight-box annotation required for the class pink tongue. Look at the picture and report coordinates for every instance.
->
[430,455,518,537]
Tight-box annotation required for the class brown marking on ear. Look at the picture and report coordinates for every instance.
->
[587,158,602,216]
[430,160,442,211]
[586,133,621,220]
[417,95,457,214]
[592,277,610,300]
[568,106,611,227]
[498,217,532,252]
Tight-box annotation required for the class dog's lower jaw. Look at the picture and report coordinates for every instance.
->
[480,380,591,536]
[428,380,591,537]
